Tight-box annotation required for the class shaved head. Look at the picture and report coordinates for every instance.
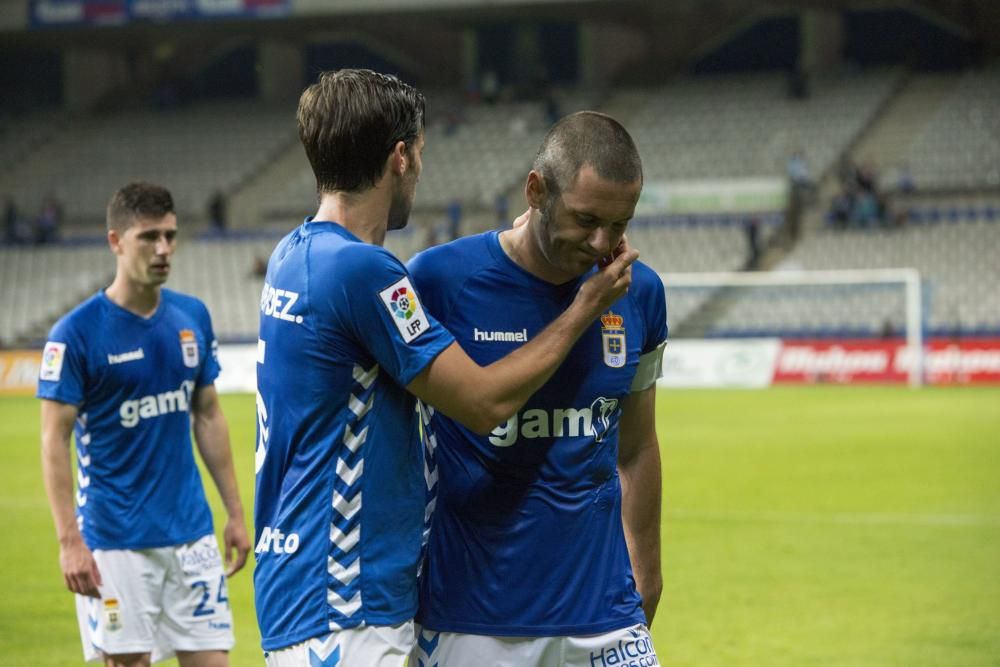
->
[532,111,643,197]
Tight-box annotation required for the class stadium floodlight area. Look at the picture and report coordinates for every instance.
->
[661,269,924,387]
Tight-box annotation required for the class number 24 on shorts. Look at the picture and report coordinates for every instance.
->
[191,575,229,617]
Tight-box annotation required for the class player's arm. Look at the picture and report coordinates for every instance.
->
[40,398,102,598]
[617,384,663,626]
[407,247,638,435]
[190,383,250,576]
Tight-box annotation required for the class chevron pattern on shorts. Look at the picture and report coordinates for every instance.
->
[415,629,440,667]
[308,633,342,667]
[326,363,377,631]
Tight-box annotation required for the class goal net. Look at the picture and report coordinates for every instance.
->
[660,269,925,387]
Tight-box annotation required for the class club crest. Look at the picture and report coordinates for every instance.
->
[104,598,122,632]
[179,329,199,368]
[601,312,626,368]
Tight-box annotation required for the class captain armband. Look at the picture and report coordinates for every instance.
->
[629,340,666,392]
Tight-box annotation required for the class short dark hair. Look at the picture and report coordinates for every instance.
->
[297,69,425,195]
[106,182,175,232]
[532,111,643,196]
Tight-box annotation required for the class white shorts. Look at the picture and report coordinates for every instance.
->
[264,621,414,667]
[76,534,234,663]
[412,623,659,667]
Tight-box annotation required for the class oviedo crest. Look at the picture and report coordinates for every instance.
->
[104,598,122,632]
[601,312,626,368]
[179,329,199,368]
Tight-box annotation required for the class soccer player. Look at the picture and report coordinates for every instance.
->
[38,182,250,667]
[253,70,638,666]
[409,111,667,666]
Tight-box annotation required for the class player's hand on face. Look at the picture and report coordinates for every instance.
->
[223,515,251,577]
[60,538,102,598]
[578,234,638,313]
[511,209,531,229]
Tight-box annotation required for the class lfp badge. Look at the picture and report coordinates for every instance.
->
[179,329,199,368]
[601,312,626,368]
[379,276,429,343]
[389,286,416,320]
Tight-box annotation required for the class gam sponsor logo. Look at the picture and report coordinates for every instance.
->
[488,396,619,447]
[119,380,195,428]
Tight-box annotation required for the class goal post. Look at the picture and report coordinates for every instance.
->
[659,269,925,387]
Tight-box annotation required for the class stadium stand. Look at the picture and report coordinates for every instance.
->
[0,243,112,346]
[621,69,900,181]
[0,102,297,223]
[0,226,435,347]
[254,71,899,225]
[627,217,783,333]
[0,110,65,178]
[263,99,551,220]
[1,9,997,347]
[905,67,1000,190]
[163,235,281,343]
[702,219,1000,337]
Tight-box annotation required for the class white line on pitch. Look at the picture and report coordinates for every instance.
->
[667,509,1000,527]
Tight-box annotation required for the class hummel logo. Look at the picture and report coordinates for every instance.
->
[108,349,144,365]
[473,328,528,343]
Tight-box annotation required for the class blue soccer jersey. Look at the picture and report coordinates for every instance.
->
[410,231,668,636]
[36,289,219,551]
[253,220,455,651]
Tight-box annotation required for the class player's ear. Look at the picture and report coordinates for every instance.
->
[107,229,122,254]
[390,140,408,175]
[525,170,546,211]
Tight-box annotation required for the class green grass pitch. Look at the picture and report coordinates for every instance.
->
[1,387,998,666]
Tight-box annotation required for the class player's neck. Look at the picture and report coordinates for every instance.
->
[314,191,390,247]
[105,277,161,318]
[500,223,575,285]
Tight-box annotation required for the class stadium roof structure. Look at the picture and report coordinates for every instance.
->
[4,0,1000,43]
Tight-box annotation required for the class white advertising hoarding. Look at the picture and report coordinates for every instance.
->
[659,339,781,389]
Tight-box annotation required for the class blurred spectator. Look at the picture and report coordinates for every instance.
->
[786,150,815,212]
[494,192,509,228]
[828,157,887,229]
[781,186,805,246]
[446,198,462,242]
[208,189,227,234]
[786,150,814,191]
[851,191,881,228]
[880,318,897,340]
[837,155,858,189]
[3,195,22,245]
[743,217,761,270]
[544,87,560,126]
[423,221,439,250]
[251,255,268,278]
[829,189,853,230]
[35,194,62,244]
[895,163,916,195]
[856,160,878,195]
[480,69,499,105]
